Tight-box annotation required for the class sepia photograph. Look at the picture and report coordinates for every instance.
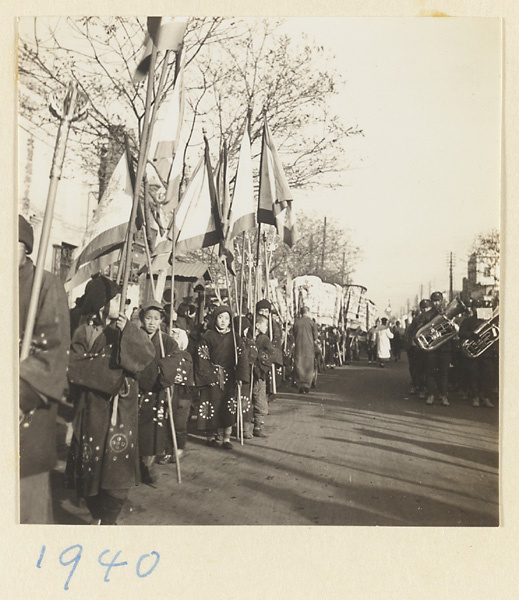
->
[17,15,501,530]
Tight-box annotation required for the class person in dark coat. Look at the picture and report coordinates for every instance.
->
[406,301,430,396]
[18,215,71,523]
[137,300,194,482]
[66,275,155,525]
[458,302,496,408]
[256,299,283,398]
[194,305,248,450]
[245,314,274,438]
[419,291,454,407]
[293,306,318,394]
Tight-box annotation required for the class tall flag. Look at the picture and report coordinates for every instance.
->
[65,150,134,291]
[216,142,235,273]
[257,118,298,247]
[216,141,231,238]
[227,123,257,239]
[135,17,189,81]
[147,51,186,185]
[175,136,223,253]
[150,136,223,271]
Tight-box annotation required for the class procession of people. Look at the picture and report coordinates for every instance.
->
[16,17,499,526]
[19,209,499,524]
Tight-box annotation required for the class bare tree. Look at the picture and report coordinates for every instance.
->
[18,17,363,193]
[470,229,499,285]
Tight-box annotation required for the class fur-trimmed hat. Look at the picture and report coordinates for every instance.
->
[212,304,233,320]
[430,291,443,302]
[256,299,272,312]
[81,274,120,315]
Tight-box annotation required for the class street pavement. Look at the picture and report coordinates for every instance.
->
[53,356,499,526]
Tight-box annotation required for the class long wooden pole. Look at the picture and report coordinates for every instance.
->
[142,228,181,483]
[238,232,246,336]
[263,234,277,395]
[119,44,158,310]
[21,82,84,361]
[225,264,243,444]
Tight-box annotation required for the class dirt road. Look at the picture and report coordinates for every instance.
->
[53,357,499,526]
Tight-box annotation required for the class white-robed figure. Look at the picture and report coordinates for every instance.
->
[376,317,394,367]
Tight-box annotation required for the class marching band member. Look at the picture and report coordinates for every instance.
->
[406,300,431,396]
[458,301,495,408]
[421,291,453,407]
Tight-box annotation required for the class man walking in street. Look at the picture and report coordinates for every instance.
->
[293,306,318,393]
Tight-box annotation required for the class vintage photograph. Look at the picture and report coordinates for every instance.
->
[17,16,501,526]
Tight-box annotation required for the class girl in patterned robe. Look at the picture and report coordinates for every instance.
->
[195,305,248,450]
[138,301,194,482]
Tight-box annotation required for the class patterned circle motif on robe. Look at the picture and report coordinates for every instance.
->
[198,400,215,419]
[198,343,210,360]
[241,395,251,413]
[109,433,129,453]
[226,397,237,414]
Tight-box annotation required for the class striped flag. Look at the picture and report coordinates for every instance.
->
[147,52,186,186]
[150,136,223,271]
[258,118,298,247]
[227,123,257,240]
[135,17,189,81]
[65,151,134,291]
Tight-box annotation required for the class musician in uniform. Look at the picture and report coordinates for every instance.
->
[420,291,453,407]
[18,215,71,523]
[458,300,495,408]
[405,300,431,397]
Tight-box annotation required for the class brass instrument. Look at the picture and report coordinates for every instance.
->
[461,309,499,358]
[414,297,467,351]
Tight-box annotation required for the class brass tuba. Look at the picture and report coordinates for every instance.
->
[461,309,499,358]
[414,297,467,351]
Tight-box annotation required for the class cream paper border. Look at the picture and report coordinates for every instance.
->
[2,2,518,599]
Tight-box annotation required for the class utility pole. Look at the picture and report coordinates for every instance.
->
[341,250,346,285]
[447,251,456,301]
[420,284,423,300]
[321,216,327,275]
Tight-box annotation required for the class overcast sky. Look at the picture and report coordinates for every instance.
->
[282,17,501,315]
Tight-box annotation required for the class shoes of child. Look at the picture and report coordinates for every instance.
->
[222,441,233,450]
[253,429,268,438]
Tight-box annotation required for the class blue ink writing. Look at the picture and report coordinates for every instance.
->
[59,544,83,591]
[98,550,128,583]
[36,545,46,569]
[136,551,160,578]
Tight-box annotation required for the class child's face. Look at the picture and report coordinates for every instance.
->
[256,319,268,335]
[143,309,162,335]
[215,311,230,331]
